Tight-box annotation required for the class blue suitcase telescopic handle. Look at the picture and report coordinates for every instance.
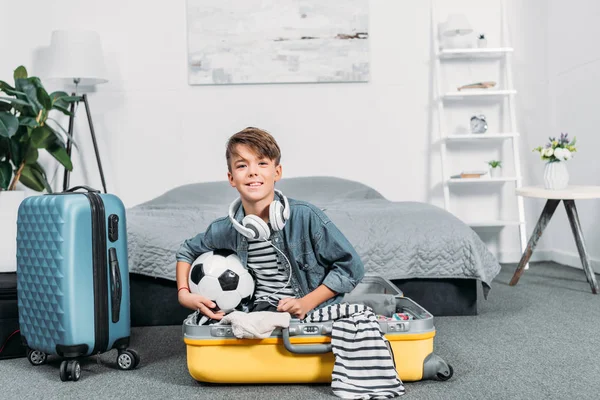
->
[282,328,332,354]
[108,248,122,323]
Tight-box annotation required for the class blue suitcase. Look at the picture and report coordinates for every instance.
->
[16,186,139,381]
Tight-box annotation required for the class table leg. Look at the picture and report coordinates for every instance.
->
[509,199,561,286]
[563,200,599,294]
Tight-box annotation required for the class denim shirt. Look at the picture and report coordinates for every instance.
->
[176,198,365,309]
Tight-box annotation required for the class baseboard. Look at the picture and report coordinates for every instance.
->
[498,249,600,274]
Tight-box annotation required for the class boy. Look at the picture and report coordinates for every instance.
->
[176,127,364,320]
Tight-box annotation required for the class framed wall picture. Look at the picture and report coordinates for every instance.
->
[186,0,369,85]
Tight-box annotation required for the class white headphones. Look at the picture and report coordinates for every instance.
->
[228,189,290,241]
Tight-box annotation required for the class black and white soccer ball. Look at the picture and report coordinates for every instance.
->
[189,249,255,313]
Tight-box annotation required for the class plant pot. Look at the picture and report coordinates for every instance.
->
[478,38,487,48]
[543,161,569,190]
[489,168,501,178]
[0,191,25,272]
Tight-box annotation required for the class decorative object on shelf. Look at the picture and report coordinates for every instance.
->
[0,65,77,272]
[533,133,577,190]
[470,115,488,134]
[440,14,473,49]
[477,34,487,48]
[488,160,502,178]
[46,30,109,193]
[457,81,496,91]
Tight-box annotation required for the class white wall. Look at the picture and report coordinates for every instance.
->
[540,0,600,272]
[5,0,593,268]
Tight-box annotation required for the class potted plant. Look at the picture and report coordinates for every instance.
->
[533,133,577,190]
[488,160,502,178]
[0,65,77,272]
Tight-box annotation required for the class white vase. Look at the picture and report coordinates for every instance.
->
[543,161,569,190]
[0,191,25,272]
[490,168,501,178]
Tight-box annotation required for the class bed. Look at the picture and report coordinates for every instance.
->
[126,176,500,326]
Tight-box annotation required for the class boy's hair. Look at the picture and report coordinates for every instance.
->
[226,127,281,172]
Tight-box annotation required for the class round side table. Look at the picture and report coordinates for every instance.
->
[509,185,600,294]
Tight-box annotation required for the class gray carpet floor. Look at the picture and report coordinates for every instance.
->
[2,261,600,400]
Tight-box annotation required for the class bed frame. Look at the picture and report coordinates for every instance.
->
[129,273,477,327]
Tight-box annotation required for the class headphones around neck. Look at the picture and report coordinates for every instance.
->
[228,189,290,241]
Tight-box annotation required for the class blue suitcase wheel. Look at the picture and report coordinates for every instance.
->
[117,350,136,370]
[60,360,81,381]
[27,349,47,366]
[127,348,141,369]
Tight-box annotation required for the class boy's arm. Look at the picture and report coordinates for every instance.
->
[175,227,224,318]
[278,284,336,318]
[314,219,365,295]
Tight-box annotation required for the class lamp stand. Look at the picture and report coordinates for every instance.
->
[62,93,108,193]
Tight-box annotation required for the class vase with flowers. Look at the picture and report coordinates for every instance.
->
[533,133,577,190]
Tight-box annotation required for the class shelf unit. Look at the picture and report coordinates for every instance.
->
[432,0,527,256]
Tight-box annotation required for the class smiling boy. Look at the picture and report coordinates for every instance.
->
[176,127,364,320]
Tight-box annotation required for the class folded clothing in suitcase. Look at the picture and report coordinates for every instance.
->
[183,276,453,384]
[0,272,27,359]
[16,186,140,381]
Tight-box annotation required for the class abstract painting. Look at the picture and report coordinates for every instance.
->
[186,0,369,85]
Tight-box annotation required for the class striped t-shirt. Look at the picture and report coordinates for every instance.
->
[247,239,295,303]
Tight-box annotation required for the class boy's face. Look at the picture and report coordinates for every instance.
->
[227,144,282,204]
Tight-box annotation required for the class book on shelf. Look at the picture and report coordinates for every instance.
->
[450,170,488,179]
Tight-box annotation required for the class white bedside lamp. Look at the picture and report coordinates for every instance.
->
[46,30,109,193]
[46,30,108,89]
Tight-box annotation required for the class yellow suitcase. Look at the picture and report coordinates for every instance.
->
[183,276,453,384]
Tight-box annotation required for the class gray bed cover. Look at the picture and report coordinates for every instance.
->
[126,177,500,296]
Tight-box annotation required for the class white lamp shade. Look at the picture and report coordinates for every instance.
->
[442,14,473,37]
[46,30,108,86]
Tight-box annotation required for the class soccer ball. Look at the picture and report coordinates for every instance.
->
[189,249,255,313]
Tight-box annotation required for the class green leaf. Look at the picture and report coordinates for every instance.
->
[0,112,19,138]
[52,104,72,116]
[47,142,73,171]
[0,96,33,107]
[13,66,28,80]
[30,162,52,193]
[19,117,38,128]
[46,118,76,147]
[0,160,11,189]
[19,164,45,192]
[9,137,22,166]
[0,101,11,112]
[14,78,41,113]
[24,145,38,164]
[36,86,52,109]
[0,80,16,92]
[31,126,53,148]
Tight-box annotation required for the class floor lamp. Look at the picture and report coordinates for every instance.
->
[46,30,109,193]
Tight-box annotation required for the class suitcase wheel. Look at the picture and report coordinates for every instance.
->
[27,349,47,366]
[117,349,140,370]
[436,364,454,381]
[59,360,81,382]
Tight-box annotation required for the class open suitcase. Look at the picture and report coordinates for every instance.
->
[16,186,139,381]
[183,276,453,383]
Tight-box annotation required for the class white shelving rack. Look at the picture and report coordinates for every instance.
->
[432,0,527,258]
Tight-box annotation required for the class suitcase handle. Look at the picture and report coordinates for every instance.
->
[109,248,122,323]
[64,185,101,193]
[281,328,332,354]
